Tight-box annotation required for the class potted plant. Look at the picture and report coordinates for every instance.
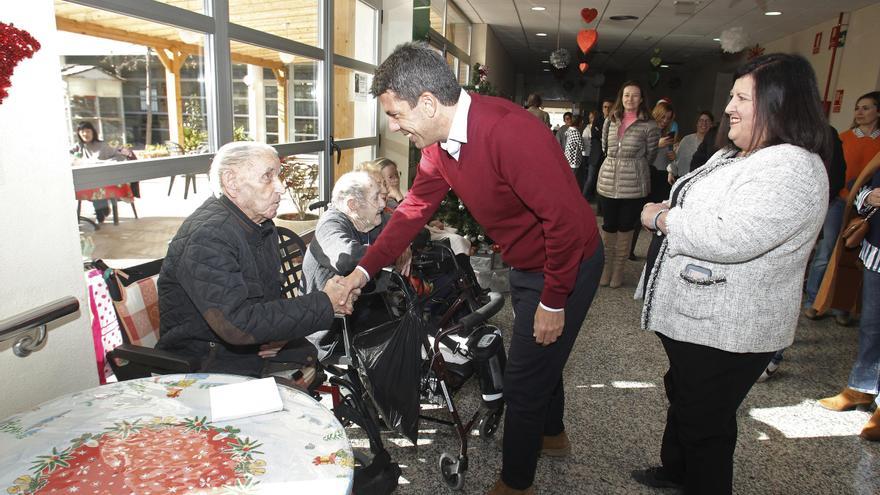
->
[275,156,320,232]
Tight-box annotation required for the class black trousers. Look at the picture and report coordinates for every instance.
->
[501,247,604,489]
[658,334,774,495]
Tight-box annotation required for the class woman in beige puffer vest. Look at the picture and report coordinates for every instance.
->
[596,81,660,288]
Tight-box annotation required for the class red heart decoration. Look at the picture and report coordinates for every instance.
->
[579,62,589,73]
[577,29,598,55]
[581,8,598,23]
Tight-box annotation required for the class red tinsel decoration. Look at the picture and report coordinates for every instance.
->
[0,22,41,105]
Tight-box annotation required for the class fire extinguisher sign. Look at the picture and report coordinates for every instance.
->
[833,89,844,113]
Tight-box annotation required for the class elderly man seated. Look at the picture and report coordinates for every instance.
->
[157,141,354,381]
[302,171,411,358]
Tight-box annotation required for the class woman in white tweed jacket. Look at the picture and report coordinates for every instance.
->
[631,54,830,494]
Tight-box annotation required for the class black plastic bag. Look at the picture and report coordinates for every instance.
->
[352,303,424,444]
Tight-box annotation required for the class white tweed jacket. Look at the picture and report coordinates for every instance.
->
[641,144,828,353]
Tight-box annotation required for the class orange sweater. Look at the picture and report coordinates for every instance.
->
[839,128,880,199]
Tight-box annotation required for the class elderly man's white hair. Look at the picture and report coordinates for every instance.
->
[331,171,376,213]
[209,141,279,196]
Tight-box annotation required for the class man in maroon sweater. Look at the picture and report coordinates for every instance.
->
[339,42,603,494]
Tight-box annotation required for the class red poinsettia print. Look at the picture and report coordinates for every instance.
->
[8,418,264,494]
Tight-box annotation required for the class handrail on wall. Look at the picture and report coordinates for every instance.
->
[0,297,80,357]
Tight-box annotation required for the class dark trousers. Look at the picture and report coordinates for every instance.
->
[658,334,774,495]
[583,149,604,200]
[501,247,604,489]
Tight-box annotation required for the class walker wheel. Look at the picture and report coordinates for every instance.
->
[478,407,503,439]
[439,452,466,490]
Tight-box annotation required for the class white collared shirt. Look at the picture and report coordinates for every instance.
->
[439,89,471,161]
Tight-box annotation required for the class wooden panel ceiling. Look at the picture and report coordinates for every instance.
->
[54,0,321,70]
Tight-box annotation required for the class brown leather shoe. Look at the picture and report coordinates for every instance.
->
[860,408,880,441]
[486,479,535,495]
[803,307,819,319]
[541,431,571,457]
[818,387,875,411]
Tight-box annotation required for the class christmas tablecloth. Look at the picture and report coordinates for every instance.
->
[0,374,353,494]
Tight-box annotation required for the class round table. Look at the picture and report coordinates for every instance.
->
[0,374,353,494]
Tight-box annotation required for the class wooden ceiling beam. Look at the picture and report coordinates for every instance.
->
[56,16,284,70]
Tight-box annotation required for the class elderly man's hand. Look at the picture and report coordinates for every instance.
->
[396,247,412,277]
[534,306,564,346]
[258,340,287,358]
[323,275,359,315]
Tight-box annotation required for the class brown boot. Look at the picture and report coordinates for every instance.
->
[487,479,535,495]
[818,387,875,411]
[599,231,617,287]
[860,408,880,441]
[541,431,571,457]
[610,230,634,288]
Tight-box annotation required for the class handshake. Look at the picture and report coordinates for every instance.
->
[321,271,369,315]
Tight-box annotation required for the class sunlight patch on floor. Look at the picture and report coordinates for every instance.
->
[610,381,657,389]
[748,399,870,438]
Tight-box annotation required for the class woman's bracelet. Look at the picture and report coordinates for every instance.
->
[652,208,669,231]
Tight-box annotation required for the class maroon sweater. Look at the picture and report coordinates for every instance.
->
[360,93,600,308]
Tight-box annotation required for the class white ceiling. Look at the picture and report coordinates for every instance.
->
[454,0,879,74]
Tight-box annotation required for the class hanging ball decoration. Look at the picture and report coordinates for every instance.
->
[491,243,501,253]
[458,202,466,211]
[720,27,749,54]
[549,48,570,70]
[579,62,589,73]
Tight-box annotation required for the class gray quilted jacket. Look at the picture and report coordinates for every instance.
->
[157,195,334,376]
[641,144,828,353]
[596,117,660,198]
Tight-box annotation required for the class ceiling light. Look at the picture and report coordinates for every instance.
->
[764,11,782,16]
[531,6,546,11]
[609,15,639,21]
[541,60,550,63]
[713,37,720,41]
[543,68,550,72]
[536,32,548,37]
[660,64,669,68]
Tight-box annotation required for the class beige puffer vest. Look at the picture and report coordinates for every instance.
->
[596,117,660,199]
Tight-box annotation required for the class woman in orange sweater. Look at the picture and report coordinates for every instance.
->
[805,91,880,324]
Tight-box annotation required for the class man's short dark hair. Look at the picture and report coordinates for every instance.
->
[563,112,573,121]
[370,42,461,107]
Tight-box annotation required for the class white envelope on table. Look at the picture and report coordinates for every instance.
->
[209,377,283,422]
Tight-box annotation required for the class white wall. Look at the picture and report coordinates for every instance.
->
[377,0,414,189]
[764,2,880,130]
[471,24,515,99]
[0,0,97,418]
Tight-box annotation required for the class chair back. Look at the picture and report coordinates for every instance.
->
[108,259,164,348]
[277,226,308,298]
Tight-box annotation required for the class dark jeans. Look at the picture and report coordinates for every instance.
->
[501,246,604,489]
[658,334,773,495]
[598,196,645,233]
